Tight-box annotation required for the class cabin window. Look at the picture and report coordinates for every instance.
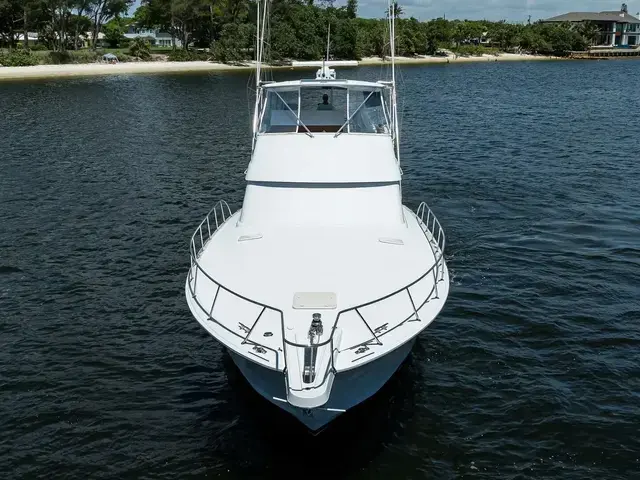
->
[259,85,391,135]
[348,90,389,134]
[259,89,299,133]
[299,87,347,133]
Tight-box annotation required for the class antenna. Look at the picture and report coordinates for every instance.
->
[252,0,270,146]
[326,23,331,62]
[255,0,261,87]
[317,23,336,80]
[255,0,269,88]
[388,1,400,163]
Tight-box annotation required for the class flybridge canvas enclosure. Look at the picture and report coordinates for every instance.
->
[258,83,392,135]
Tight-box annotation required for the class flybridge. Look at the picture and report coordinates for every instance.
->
[252,57,399,154]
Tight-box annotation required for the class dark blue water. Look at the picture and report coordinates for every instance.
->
[1,61,639,479]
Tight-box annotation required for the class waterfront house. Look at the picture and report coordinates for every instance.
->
[543,4,640,47]
[124,26,182,48]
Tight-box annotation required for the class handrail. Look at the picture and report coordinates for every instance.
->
[187,200,447,398]
[187,201,286,370]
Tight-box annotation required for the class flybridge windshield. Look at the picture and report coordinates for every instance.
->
[258,85,391,135]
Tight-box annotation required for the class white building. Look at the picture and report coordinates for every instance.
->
[124,27,182,48]
[544,4,640,47]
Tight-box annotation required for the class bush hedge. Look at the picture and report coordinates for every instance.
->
[0,49,39,66]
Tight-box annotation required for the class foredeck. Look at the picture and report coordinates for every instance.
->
[186,201,447,383]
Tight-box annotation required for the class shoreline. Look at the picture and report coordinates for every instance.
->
[0,54,564,81]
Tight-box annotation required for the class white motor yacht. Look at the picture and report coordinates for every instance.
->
[185,2,450,432]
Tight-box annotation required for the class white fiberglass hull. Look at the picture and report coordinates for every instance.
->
[228,337,417,432]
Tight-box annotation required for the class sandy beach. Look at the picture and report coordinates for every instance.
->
[0,53,560,81]
[0,61,249,81]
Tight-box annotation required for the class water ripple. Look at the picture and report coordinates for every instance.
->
[1,62,639,479]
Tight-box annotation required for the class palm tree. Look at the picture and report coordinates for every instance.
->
[579,21,601,47]
[385,1,403,19]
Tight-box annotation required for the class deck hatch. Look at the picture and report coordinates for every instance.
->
[293,292,337,309]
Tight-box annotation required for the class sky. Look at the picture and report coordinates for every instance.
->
[129,1,640,22]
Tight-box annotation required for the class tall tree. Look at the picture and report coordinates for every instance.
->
[0,0,22,48]
[73,0,93,49]
[346,0,357,19]
[387,1,402,19]
[89,0,132,50]
[40,0,76,51]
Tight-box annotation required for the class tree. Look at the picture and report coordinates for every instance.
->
[68,13,92,48]
[345,0,357,19]
[578,21,600,47]
[212,21,253,62]
[488,21,520,51]
[387,1,403,19]
[73,0,93,49]
[0,0,22,49]
[451,21,468,46]
[89,0,133,50]
[40,0,76,51]
[102,17,125,47]
[22,0,38,48]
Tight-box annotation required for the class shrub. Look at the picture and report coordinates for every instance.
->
[115,53,133,62]
[40,50,102,65]
[30,43,48,51]
[128,38,151,60]
[44,51,73,64]
[0,49,39,66]
[71,51,101,63]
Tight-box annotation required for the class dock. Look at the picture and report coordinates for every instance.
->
[571,48,640,59]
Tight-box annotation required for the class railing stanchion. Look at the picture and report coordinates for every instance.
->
[242,307,267,345]
[192,263,199,296]
[355,309,383,345]
[209,284,220,317]
[407,288,420,322]
[432,268,439,299]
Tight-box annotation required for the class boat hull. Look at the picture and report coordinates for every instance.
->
[228,337,417,432]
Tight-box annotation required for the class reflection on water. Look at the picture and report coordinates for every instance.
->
[198,349,419,479]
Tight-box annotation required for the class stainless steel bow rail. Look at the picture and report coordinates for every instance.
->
[187,200,285,369]
[187,200,447,398]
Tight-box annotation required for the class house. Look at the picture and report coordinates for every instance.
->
[16,32,39,43]
[82,31,106,48]
[124,26,182,48]
[543,3,640,47]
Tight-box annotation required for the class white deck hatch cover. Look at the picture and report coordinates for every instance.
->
[238,234,263,242]
[293,292,337,309]
[379,237,404,245]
